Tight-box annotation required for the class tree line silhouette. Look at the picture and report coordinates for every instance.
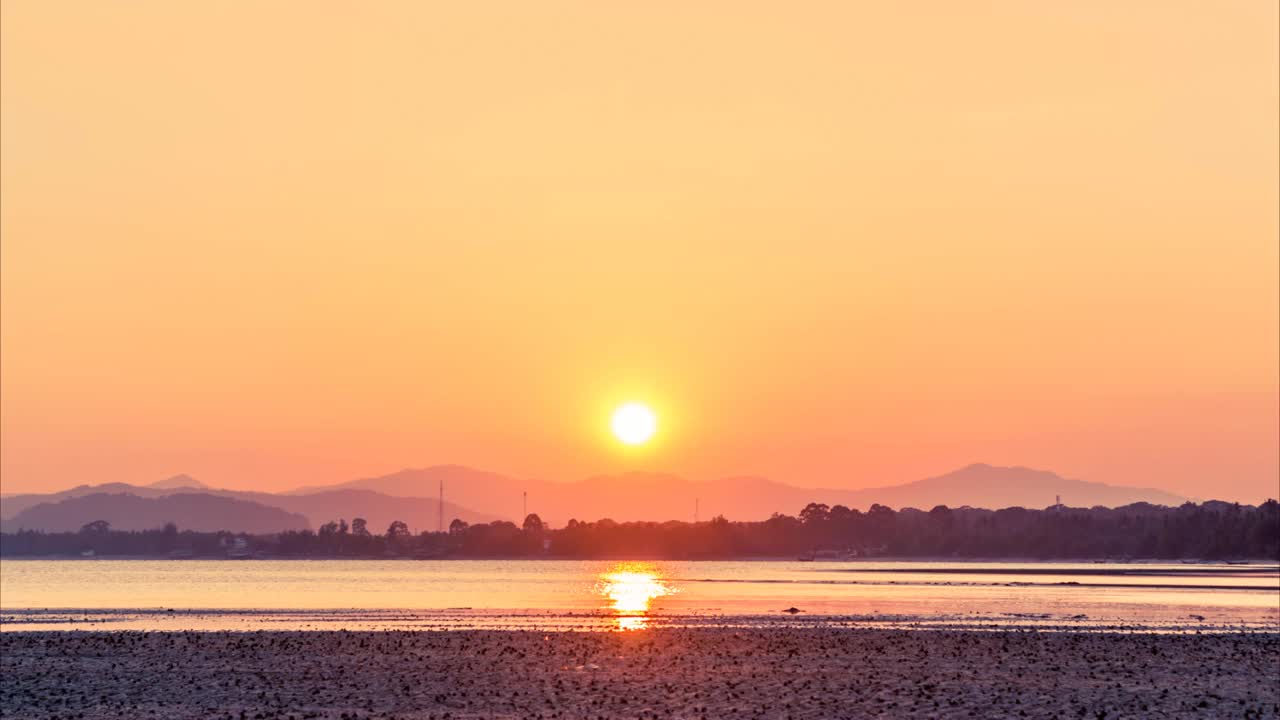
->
[2,499,1277,560]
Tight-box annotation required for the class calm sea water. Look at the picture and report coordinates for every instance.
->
[2,559,1276,631]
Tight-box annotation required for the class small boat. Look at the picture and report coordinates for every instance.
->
[797,553,815,562]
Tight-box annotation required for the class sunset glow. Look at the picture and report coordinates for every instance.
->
[597,563,676,623]
[0,1,1275,502]
[611,404,657,446]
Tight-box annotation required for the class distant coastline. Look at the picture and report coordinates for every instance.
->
[4,496,1277,562]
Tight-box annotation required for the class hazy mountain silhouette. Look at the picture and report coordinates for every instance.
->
[837,463,1186,510]
[290,465,537,523]
[265,489,498,533]
[0,480,497,533]
[295,467,802,524]
[0,493,310,533]
[291,464,523,501]
[147,474,208,490]
[1,484,161,518]
[298,463,1187,526]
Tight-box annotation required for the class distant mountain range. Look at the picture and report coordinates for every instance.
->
[0,463,1190,534]
[839,464,1188,512]
[0,482,498,535]
[0,493,309,534]
[305,463,1188,527]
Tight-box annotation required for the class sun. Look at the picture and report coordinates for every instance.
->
[611,403,657,445]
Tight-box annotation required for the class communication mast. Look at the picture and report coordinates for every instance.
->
[438,478,444,533]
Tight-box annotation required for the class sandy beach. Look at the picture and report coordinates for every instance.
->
[3,627,1277,719]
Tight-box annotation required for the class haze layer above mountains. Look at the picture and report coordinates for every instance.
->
[0,464,1194,534]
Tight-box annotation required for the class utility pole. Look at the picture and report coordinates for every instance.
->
[438,478,443,533]
[695,498,699,524]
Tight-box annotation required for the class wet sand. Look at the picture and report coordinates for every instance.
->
[3,628,1278,719]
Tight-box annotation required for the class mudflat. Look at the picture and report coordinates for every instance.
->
[2,628,1278,719]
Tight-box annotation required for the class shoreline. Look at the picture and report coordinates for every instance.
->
[5,607,1278,634]
[3,554,1278,563]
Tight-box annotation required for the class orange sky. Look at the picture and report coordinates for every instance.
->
[2,1,1277,502]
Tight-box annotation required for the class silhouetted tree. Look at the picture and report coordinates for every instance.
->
[79,520,110,535]
[449,519,469,535]
[351,518,369,537]
[523,513,545,533]
[386,520,410,540]
[799,503,830,525]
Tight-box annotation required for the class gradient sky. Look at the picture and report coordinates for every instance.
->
[2,1,1277,501]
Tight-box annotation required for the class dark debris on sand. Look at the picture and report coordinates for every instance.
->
[2,628,1278,719]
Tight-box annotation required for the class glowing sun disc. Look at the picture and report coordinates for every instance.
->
[611,403,657,445]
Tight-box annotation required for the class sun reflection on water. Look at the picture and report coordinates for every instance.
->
[596,563,676,630]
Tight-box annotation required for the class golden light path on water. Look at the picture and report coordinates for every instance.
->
[595,562,678,630]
